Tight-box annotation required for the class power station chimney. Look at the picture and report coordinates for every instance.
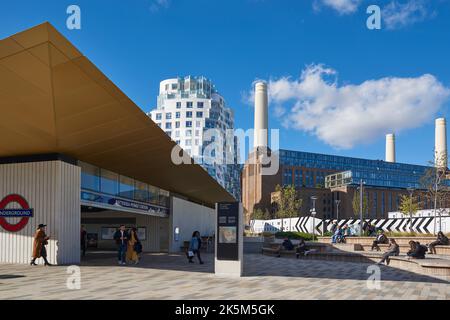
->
[385,134,396,163]
[254,81,268,150]
[435,117,448,168]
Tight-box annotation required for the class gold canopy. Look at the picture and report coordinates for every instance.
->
[0,22,235,206]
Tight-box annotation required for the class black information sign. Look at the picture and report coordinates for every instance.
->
[216,202,239,261]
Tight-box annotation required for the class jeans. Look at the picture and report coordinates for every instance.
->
[118,243,127,263]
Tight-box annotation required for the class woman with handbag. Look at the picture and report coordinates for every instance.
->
[126,227,140,265]
[30,224,52,266]
[187,231,204,264]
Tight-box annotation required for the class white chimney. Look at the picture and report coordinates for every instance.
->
[435,117,448,168]
[254,81,268,149]
[385,134,395,163]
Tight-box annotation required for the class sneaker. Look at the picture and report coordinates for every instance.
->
[118,261,122,265]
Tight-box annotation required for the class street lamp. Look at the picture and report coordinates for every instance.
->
[310,196,318,241]
[357,180,365,236]
[334,199,341,222]
[407,187,414,232]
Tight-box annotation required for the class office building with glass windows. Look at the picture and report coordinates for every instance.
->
[0,23,234,265]
[148,76,241,200]
[242,149,442,222]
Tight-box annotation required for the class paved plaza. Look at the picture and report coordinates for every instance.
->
[0,252,449,300]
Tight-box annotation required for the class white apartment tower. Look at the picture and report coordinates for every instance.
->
[148,76,240,200]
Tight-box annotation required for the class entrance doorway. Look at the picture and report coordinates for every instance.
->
[159,217,169,252]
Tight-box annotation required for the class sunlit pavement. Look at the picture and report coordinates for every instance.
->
[0,253,449,300]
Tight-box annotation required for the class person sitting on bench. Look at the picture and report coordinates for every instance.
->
[281,237,294,250]
[332,226,343,243]
[407,241,427,259]
[428,231,449,254]
[377,239,399,265]
[296,238,309,258]
[371,230,388,251]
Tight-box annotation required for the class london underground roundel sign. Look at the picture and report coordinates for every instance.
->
[0,194,34,232]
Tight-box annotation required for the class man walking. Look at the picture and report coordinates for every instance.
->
[113,225,128,265]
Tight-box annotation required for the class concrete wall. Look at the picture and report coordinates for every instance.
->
[169,196,215,253]
[0,161,80,265]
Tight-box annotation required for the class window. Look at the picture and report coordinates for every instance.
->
[165,84,169,91]
[176,102,181,109]
[186,129,192,137]
[156,113,162,120]
[175,130,180,137]
[134,181,149,202]
[196,121,201,127]
[187,101,193,108]
[119,175,135,199]
[195,130,200,136]
[186,121,192,127]
[171,83,177,90]
[165,122,172,129]
[196,111,203,118]
[175,121,180,128]
[80,161,100,192]
[165,131,171,136]
[100,169,119,195]
[186,111,192,118]
[157,123,161,127]
[195,139,199,146]
[197,102,204,108]
[166,113,171,120]
[185,139,192,146]
[176,112,181,118]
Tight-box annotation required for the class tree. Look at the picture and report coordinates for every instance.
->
[420,156,450,234]
[273,184,303,231]
[398,194,420,232]
[251,208,271,220]
[352,190,369,218]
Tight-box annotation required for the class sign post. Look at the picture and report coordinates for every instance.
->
[215,202,243,277]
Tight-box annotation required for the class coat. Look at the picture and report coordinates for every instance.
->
[32,229,49,258]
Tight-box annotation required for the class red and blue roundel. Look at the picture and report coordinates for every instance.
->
[0,194,34,232]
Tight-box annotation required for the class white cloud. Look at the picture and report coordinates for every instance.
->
[313,0,362,15]
[382,0,432,29]
[265,64,450,149]
[150,0,170,13]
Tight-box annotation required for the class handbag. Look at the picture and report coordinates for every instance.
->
[188,250,194,257]
[134,242,142,254]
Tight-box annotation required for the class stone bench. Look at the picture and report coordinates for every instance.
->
[358,243,450,255]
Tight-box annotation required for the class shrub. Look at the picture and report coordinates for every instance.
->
[385,231,435,237]
[261,231,275,238]
[274,231,314,241]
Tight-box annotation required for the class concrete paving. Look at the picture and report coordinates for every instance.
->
[0,252,449,300]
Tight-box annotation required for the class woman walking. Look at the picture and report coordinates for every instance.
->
[126,227,140,265]
[30,224,52,266]
[187,231,204,264]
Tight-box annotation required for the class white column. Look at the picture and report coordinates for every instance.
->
[254,82,268,149]
[435,118,447,168]
[385,134,396,163]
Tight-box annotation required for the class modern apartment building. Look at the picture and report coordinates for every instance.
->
[148,76,241,200]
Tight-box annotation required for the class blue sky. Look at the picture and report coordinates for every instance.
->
[1,0,450,166]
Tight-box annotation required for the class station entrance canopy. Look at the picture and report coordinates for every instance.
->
[0,22,234,207]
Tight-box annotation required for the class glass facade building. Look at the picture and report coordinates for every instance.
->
[79,161,170,209]
[279,149,432,190]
